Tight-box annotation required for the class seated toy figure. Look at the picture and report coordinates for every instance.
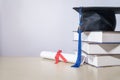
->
[73,7,120,32]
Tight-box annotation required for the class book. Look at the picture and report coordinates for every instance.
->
[82,42,120,54]
[82,52,120,67]
[73,31,120,43]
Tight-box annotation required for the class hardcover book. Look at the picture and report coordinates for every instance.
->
[82,42,120,54]
[74,31,120,43]
[82,52,120,67]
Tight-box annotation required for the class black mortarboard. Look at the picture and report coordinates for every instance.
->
[73,7,120,32]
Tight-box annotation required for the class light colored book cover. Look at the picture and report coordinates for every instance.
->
[82,42,120,54]
[83,52,120,67]
[73,31,120,43]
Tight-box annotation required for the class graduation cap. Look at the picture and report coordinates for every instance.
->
[72,7,120,68]
[73,7,120,32]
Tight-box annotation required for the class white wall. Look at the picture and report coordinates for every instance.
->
[0,0,120,56]
[81,0,120,6]
[0,0,80,56]
[0,0,2,55]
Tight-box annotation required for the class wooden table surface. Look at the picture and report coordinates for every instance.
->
[0,57,120,80]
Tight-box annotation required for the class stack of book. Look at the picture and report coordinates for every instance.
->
[73,31,120,67]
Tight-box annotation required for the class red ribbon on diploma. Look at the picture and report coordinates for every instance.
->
[55,50,67,64]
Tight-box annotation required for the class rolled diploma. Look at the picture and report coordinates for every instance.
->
[40,51,77,63]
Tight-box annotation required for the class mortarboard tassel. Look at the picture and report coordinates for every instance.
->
[71,30,82,67]
[72,8,82,68]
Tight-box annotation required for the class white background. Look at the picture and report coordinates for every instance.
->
[0,0,120,56]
